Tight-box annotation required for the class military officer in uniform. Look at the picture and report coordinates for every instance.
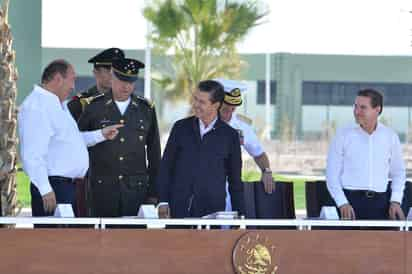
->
[68,47,125,121]
[215,79,275,211]
[68,48,125,216]
[78,58,161,217]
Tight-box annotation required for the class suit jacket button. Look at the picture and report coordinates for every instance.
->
[119,156,124,161]
[118,175,123,180]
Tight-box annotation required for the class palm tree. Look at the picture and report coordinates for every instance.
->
[0,0,19,216]
[144,0,268,101]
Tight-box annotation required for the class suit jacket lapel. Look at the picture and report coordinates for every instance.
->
[192,116,202,145]
[104,91,122,123]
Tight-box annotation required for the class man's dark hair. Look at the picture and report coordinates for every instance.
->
[41,59,71,84]
[357,88,383,114]
[197,80,225,105]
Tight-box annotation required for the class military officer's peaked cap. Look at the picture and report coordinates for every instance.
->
[88,47,125,68]
[214,78,247,106]
[112,58,145,83]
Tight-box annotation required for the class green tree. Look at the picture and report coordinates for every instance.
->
[0,0,19,216]
[144,0,268,101]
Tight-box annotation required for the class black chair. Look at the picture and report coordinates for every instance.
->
[305,180,412,218]
[242,182,256,218]
[305,180,336,218]
[403,181,412,215]
[253,181,296,219]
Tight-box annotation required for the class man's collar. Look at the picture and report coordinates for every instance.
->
[35,84,58,99]
[199,115,218,129]
[354,121,382,134]
[34,84,64,106]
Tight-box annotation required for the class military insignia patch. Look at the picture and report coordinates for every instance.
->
[233,232,279,274]
[230,88,241,97]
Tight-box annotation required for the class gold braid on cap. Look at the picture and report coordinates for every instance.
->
[112,67,138,77]
[224,88,242,106]
[94,62,112,65]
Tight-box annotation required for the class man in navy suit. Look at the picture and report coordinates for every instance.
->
[157,80,244,218]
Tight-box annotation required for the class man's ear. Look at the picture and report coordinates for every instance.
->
[214,101,222,111]
[377,106,382,115]
[54,72,63,83]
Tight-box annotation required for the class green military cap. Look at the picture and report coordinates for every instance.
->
[112,58,145,83]
[88,47,125,69]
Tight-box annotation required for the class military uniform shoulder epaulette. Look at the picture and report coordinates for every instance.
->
[134,95,155,108]
[80,93,105,107]
[79,88,95,98]
[71,92,83,100]
[71,88,95,100]
[236,114,252,125]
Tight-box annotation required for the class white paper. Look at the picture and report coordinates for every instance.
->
[202,211,238,219]
[319,206,339,220]
[137,204,158,219]
[53,204,75,218]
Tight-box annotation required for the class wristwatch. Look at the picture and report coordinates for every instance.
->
[262,167,272,174]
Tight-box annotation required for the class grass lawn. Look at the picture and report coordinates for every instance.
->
[16,170,30,208]
[16,170,308,209]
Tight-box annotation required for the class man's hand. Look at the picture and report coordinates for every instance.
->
[42,191,57,214]
[158,204,170,219]
[261,172,275,194]
[339,203,356,220]
[389,202,405,220]
[102,124,123,140]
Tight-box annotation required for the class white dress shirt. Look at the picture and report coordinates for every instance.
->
[114,97,131,115]
[326,122,406,207]
[18,85,105,196]
[228,113,264,157]
[199,116,218,138]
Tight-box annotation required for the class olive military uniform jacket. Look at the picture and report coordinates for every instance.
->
[68,85,101,122]
[78,91,161,217]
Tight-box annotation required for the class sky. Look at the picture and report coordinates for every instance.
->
[42,0,412,55]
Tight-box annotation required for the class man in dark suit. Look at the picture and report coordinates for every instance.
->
[157,80,244,218]
[78,58,161,217]
[68,47,125,121]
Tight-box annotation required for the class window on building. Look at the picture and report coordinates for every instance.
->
[302,81,412,106]
[256,80,276,105]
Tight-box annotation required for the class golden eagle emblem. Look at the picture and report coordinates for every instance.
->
[233,232,278,274]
